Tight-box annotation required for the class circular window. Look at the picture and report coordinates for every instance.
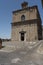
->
[21,15,25,21]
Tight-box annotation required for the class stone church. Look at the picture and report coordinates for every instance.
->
[11,2,42,42]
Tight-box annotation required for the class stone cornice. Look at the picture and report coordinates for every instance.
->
[11,19,40,26]
[12,5,38,14]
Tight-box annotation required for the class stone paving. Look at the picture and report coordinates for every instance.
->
[0,41,43,65]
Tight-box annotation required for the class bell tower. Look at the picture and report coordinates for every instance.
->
[21,1,28,9]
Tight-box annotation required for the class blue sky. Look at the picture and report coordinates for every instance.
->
[0,0,43,39]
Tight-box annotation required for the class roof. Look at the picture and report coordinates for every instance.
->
[12,5,38,14]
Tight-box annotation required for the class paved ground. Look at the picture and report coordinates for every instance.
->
[0,41,43,65]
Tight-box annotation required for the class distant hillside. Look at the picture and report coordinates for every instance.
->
[2,39,11,42]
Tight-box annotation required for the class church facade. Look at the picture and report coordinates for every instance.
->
[11,2,42,42]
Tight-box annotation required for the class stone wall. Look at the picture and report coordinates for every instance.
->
[11,23,38,42]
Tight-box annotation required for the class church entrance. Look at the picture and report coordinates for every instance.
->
[21,33,24,41]
[19,31,26,41]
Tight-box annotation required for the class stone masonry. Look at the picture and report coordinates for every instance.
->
[11,2,42,42]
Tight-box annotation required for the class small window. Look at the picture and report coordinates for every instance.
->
[21,15,25,21]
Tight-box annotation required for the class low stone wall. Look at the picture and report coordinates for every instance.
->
[2,40,43,50]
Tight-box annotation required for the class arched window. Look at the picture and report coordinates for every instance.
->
[21,15,25,21]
